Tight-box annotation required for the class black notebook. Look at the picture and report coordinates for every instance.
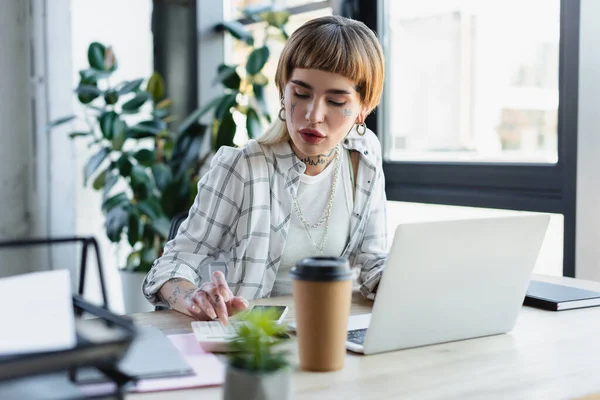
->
[524,280,600,311]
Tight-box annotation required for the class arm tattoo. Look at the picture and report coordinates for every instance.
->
[343,108,353,117]
[166,286,181,306]
[184,288,197,303]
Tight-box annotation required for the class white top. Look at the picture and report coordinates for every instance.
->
[271,150,354,296]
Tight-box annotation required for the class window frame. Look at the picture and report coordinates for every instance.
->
[343,0,580,277]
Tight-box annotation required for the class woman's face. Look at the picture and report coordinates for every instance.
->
[283,68,367,157]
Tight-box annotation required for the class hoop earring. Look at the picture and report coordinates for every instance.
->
[357,122,366,136]
[278,107,286,122]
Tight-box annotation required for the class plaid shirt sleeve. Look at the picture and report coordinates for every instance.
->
[142,146,247,306]
[355,136,388,300]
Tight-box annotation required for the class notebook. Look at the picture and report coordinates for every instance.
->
[524,280,600,311]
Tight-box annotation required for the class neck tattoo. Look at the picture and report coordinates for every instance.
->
[301,147,336,167]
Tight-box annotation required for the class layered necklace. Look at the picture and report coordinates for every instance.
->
[292,144,341,254]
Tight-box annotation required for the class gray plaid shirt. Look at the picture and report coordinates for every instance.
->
[142,127,388,305]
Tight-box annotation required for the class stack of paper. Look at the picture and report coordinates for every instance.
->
[0,270,76,355]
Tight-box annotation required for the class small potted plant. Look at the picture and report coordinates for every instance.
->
[224,309,292,400]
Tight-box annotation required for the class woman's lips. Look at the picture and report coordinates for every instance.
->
[299,128,325,145]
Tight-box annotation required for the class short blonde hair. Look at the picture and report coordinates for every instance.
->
[258,15,385,146]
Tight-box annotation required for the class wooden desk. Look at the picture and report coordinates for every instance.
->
[128,275,600,400]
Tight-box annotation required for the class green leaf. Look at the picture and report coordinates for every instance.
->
[117,154,132,177]
[130,164,150,189]
[126,250,142,269]
[177,95,224,135]
[134,149,156,166]
[129,120,166,138]
[75,84,103,97]
[105,205,128,243]
[152,108,170,119]
[68,131,91,138]
[92,168,107,190]
[112,119,127,151]
[246,108,261,139]
[216,111,236,150]
[103,170,119,200]
[214,64,241,90]
[47,115,76,129]
[215,92,239,121]
[151,163,172,192]
[84,147,110,185]
[137,197,163,219]
[171,126,206,178]
[151,216,170,239]
[99,111,118,140]
[261,10,290,28]
[88,42,106,70]
[102,192,129,212]
[146,72,165,102]
[217,20,254,45]
[117,78,144,95]
[127,211,143,246]
[122,92,151,112]
[246,47,270,75]
[141,246,159,264]
[253,84,271,122]
[104,89,119,105]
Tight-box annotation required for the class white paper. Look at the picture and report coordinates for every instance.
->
[0,270,76,355]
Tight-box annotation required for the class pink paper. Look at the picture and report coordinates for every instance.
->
[79,333,225,396]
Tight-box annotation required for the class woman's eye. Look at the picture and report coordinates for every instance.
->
[329,100,346,107]
[294,92,309,98]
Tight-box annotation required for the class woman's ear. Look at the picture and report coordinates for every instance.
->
[356,106,369,125]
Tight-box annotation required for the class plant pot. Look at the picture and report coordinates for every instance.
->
[120,270,154,314]
[223,365,292,400]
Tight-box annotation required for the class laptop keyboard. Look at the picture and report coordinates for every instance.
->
[347,328,368,345]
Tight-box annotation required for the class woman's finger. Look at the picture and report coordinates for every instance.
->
[210,291,229,325]
[229,296,249,313]
[212,271,233,301]
[196,290,217,320]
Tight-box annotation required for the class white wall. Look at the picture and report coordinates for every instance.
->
[575,0,600,281]
[0,0,34,276]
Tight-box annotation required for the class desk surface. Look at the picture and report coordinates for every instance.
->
[128,275,600,400]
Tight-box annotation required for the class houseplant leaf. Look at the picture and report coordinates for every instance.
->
[112,119,128,151]
[104,89,119,105]
[127,210,143,246]
[69,132,91,138]
[99,111,119,140]
[102,192,129,212]
[151,163,172,192]
[214,64,241,90]
[75,84,103,97]
[137,197,163,219]
[146,72,165,102]
[246,108,262,139]
[117,154,133,177]
[134,149,156,166]
[215,112,236,150]
[105,205,128,242]
[217,20,254,45]
[117,78,144,95]
[84,147,110,185]
[122,92,151,112]
[103,169,119,200]
[215,92,239,121]
[246,46,270,75]
[253,83,271,122]
[150,217,171,239]
[130,120,166,138]
[87,42,106,71]
[47,115,76,129]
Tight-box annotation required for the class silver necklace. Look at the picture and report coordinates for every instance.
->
[292,145,341,254]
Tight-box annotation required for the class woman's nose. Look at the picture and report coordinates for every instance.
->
[305,100,325,124]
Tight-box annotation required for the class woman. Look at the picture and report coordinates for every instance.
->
[142,15,387,324]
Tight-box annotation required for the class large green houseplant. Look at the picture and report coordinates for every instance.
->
[49,4,289,276]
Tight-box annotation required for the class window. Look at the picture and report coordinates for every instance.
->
[382,0,561,163]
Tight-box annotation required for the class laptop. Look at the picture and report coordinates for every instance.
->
[344,213,550,355]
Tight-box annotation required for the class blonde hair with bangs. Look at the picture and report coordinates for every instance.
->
[257,15,385,146]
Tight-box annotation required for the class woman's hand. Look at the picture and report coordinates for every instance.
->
[184,271,248,324]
